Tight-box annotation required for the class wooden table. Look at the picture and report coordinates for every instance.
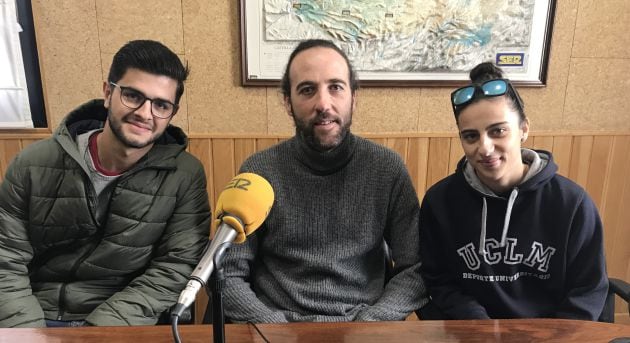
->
[1,319,629,342]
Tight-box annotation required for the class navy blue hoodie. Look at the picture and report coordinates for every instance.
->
[419,149,608,320]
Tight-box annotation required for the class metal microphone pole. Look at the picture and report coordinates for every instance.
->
[210,243,231,343]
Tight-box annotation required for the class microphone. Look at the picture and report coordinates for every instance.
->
[172,172,274,317]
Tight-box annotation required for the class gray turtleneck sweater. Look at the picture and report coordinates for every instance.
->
[222,133,427,322]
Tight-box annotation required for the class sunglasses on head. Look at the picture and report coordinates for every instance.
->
[451,78,523,115]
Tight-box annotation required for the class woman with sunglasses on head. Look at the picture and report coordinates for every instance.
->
[418,62,608,320]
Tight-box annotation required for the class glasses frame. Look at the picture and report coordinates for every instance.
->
[109,82,178,119]
[450,78,524,115]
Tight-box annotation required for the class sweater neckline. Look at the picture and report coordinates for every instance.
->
[291,132,356,175]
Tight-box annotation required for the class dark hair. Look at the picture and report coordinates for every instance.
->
[107,40,189,104]
[280,39,359,98]
[463,62,526,122]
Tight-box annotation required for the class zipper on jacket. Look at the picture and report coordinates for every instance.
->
[58,230,105,321]
[57,177,105,321]
[57,284,67,320]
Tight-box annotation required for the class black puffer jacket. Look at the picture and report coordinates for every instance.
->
[0,99,211,327]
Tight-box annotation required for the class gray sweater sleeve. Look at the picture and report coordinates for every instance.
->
[222,234,288,323]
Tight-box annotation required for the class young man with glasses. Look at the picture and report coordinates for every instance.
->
[418,62,608,320]
[0,40,211,327]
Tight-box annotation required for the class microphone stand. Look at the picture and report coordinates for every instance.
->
[210,242,231,343]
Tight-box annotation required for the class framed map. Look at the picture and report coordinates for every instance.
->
[240,0,557,87]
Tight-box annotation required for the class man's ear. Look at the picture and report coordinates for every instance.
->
[103,81,112,108]
[284,96,293,117]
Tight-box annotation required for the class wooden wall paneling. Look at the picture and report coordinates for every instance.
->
[586,136,614,210]
[551,136,573,178]
[234,138,257,172]
[0,141,6,182]
[256,138,279,152]
[606,136,630,324]
[211,139,236,206]
[194,289,209,324]
[448,137,463,175]
[602,136,630,276]
[532,136,554,153]
[568,136,594,189]
[426,137,452,190]
[617,149,630,284]
[0,139,23,183]
[385,137,409,164]
[407,138,429,199]
[5,139,22,162]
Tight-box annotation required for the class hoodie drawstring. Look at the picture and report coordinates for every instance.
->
[478,188,520,256]
[501,189,519,246]
[479,197,488,255]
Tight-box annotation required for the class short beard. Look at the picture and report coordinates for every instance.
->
[293,110,352,152]
[107,108,160,149]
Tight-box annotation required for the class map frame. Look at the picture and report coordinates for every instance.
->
[239,0,557,87]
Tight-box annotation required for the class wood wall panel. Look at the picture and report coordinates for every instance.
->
[385,138,409,165]
[532,136,555,153]
[188,138,213,213]
[210,139,236,207]
[448,137,463,175]
[569,136,594,189]
[426,137,452,189]
[0,140,21,183]
[1,133,629,323]
[600,137,630,276]
[551,136,573,178]
[233,139,256,173]
[586,136,614,209]
[407,138,429,201]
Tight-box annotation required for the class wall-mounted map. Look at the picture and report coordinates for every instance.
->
[241,0,556,86]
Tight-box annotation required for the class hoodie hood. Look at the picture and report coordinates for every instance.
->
[457,149,557,255]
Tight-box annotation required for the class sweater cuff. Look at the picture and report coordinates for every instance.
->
[247,311,288,323]
[354,305,407,321]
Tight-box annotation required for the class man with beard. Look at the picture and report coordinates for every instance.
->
[221,39,427,323]
[0,40,210,327]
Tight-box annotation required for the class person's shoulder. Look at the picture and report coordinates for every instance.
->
[425,173,459,196]
[174,150,207,176]
[12,138,63,167]
[354,136,404,164]
[543,174,592,207]
[241,139,291,167]
[547,173,587,196]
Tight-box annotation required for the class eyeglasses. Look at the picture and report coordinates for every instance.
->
[109,82,178,119]
[450,78,523,114]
